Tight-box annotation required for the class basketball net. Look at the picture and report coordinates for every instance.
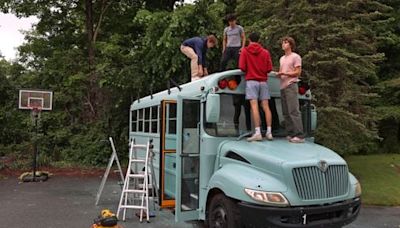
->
[29,105,42,121]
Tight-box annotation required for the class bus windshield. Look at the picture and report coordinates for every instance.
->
[204,93,314,138]
[204,93,251,137]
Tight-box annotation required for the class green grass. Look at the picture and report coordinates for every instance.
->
[345,154,400,206]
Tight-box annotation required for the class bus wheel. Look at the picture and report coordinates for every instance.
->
[207,193,241,228]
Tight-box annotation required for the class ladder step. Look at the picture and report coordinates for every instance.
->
[127,174,146,178]
[132,145,148,149]
[131,159,146,163]
[124,189,146,194]
[120,205,147,210]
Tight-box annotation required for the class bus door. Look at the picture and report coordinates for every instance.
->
[175,96,201,222]
[160,100,177,208]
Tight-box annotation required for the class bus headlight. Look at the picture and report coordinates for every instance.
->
[244,188,289,206]
[355,182,362,197]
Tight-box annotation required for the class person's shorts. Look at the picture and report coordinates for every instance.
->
[245,80,270,100]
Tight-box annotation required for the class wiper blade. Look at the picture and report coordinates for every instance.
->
[236,131,252,141]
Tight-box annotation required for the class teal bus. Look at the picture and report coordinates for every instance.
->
[129,69,361,227]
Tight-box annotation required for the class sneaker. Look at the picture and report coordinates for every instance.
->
[266,132,273,141]
[247,134,262,142]
[289,136,305,143]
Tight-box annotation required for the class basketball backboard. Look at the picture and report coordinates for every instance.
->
[19,89,53,111]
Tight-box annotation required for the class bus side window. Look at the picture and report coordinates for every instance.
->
[145,107,150,132]
[151,105,159,133]
[131,109,137,132]
[138,109,143,132]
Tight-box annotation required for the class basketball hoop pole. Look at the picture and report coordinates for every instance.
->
[32,108,40,182]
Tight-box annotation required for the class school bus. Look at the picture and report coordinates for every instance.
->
[129,69,361,227]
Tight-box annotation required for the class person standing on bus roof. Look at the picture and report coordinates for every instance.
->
[181,35,217,81]
[277,36,305,143]
[220,13,245,71]
[239,32,273,142]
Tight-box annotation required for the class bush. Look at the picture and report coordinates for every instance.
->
[315,107,378,155]
[375,106,400,154]
[60,123,110,166]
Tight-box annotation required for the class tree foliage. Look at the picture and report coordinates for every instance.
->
[237,0,392,154]
[0,0,399,167]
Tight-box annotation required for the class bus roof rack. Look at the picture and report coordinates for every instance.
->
[167,79,182,95]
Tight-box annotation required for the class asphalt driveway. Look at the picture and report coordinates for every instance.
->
[0,176,398,228]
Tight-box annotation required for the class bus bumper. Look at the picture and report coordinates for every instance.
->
[237,197,361,228]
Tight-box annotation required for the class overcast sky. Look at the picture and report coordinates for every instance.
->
[0,13,38,60]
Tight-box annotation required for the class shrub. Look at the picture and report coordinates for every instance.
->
[315,107,378,155]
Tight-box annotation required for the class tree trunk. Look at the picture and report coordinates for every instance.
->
[85,0,98,119]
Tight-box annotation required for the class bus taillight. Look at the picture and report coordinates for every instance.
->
[218,78,239,90]
[218,79,228,89]
[298,81,310,95]
[228,79,238,90]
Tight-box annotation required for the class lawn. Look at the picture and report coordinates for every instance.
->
[345,154,400,206]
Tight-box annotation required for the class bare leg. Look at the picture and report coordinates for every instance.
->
[247,99,263,142]
[249,100,260,128]
[260,100,272,128]
[261,100,273,140]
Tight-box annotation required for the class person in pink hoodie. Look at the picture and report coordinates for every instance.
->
[239,32,273,142]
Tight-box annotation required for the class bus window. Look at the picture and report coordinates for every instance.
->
[204,94,313,137]
[144,107,150,132]
[131,110,137,132]
[138,109,143,132]
[204,94,251,137]
[151,105,159,133]
[262,98,313,137]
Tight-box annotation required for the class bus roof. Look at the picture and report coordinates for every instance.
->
[131,69,243,109]
[130,69,310,110]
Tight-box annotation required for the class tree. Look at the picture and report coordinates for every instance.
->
[131,0,225,92]
[0,0,228,165]
[237,0,390,154]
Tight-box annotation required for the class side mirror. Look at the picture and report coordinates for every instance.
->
[206,94,220,123]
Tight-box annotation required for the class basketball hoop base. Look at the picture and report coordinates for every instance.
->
[20,172,49,182]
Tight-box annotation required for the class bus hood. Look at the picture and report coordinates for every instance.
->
[219,138,346,176]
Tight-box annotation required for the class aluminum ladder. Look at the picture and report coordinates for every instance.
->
[117,139,152,223]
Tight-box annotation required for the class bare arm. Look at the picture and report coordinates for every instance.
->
[241,31,246,49]
[278,66,302,77]
[222,33,227,53]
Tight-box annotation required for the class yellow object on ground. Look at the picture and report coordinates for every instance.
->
[91,209,123,228]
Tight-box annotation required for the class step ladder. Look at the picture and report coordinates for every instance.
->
[95,137,125,206]
[117,139,157,223]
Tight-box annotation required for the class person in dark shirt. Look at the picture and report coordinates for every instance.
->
[181,35,217,81]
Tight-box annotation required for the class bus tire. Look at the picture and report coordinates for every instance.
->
[207,193,241,228]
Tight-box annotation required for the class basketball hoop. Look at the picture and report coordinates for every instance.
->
[18,89,52,183]
[29,104,43,120]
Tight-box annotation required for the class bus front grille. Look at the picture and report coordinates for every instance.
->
[292,165,349,200]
